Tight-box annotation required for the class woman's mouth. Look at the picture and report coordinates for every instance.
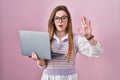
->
[58,25,63,27]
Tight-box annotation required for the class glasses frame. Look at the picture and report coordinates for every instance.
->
[54,16,69,23]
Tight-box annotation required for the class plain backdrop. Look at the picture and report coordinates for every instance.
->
[0,0,120,80]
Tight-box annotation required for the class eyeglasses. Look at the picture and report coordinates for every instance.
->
[54,16,69,22]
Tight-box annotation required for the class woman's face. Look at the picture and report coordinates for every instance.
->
[54,10,68,33]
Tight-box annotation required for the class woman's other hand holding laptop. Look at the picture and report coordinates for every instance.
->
[29,52,46,67]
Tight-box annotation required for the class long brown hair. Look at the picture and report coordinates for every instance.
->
[48,5,74,62]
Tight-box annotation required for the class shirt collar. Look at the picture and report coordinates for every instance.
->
[53,33,68,42]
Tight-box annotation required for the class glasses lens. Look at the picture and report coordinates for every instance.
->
[62,16,67,21]
[54,16,68,22]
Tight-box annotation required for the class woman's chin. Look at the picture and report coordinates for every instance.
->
[56,29,66,32]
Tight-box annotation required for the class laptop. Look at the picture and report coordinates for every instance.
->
[19,30,51,60]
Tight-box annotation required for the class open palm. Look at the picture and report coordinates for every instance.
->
[80,16,92,38]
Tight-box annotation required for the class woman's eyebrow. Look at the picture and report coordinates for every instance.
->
[55,15,67,17]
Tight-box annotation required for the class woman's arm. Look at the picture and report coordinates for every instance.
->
[77,36,103,57]
[77,16,103,57]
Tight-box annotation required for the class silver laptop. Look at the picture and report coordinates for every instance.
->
[19,30,51,60]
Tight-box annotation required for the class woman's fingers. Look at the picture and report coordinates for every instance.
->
[41,59,45,65]
[81,16,89,26]
[31,52,46,66]
[80,16,93,37]
[41,59,46,66]
[81,16,87,25]
[32,52,38,61]
[37,59,46,66]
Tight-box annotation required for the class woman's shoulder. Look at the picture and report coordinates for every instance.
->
[73,33,86,41]
[73,33,82,39]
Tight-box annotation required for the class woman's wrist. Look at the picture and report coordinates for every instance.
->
[86,35,97,46]
[37,59,46,66]
[86,35,94,40]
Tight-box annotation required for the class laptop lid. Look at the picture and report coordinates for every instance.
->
[19,30,51,60]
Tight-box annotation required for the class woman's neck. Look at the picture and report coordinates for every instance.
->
[55,31,66,40]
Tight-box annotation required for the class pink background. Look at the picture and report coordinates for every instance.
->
[0,0,120,80]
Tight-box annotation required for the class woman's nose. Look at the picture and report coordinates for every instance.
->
[59,19,62,23]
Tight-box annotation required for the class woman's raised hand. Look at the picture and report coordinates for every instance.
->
[80,16,93,38]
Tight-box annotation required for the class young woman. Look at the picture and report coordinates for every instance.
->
[31,5,103,80]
